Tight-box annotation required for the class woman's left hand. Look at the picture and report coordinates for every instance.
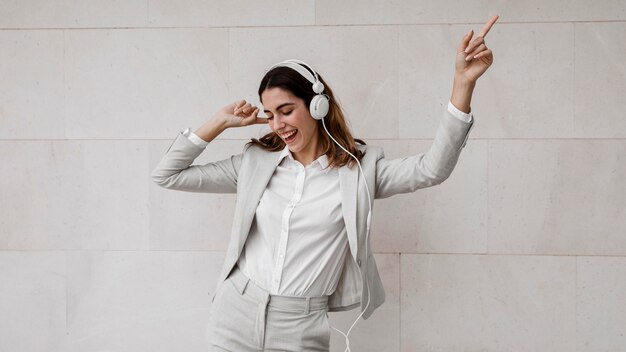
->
[455,15,499,84]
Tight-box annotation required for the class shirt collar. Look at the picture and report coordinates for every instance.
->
[278,146,330,169]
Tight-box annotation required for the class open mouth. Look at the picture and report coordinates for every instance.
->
[281,130,298,143]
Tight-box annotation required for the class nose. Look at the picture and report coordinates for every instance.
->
[271,115,285,130]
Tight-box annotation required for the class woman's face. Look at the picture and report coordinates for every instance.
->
[261,87,321,164]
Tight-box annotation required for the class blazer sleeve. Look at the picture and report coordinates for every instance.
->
[374,108,474,199]
[150,131,243,193]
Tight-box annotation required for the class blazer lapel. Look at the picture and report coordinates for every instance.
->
[339,164,359,260]
[236,150,283,251]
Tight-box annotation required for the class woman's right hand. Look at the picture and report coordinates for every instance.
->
[193,100,267,144]
[214,99,267,129]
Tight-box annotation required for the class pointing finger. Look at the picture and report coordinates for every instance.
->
[478,14,499,38]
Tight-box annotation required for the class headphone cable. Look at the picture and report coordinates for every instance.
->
[321,117,373,352]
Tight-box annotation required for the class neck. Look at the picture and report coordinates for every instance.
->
[292,142,322,166]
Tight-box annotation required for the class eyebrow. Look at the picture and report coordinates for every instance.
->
[263,102,295,113]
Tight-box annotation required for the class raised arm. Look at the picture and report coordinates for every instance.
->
[375,15,499,198]
[193,99,266,143]
[150,99,266,193]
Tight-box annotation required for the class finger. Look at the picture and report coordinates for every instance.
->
[252,108,268,124]
[244,104,256,116]
[244,108,266,125]
[473,48,493,61]
[478,14,499,39]
[466,43,487,61]
[245,104,257,116]
[234,102,252,115]
[464,36,484,54]
[233,99,247,112]
[457,29,474,53]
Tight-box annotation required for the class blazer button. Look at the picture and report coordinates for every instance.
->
[357,259,362,267]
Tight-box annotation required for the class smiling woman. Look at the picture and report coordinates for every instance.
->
[260,87,321,164]
[250,64,365,168]
[151,15,498,352]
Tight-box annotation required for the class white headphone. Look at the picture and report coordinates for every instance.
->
[265,59,330,120]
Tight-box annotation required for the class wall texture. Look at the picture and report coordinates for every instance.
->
[1,1,625,351]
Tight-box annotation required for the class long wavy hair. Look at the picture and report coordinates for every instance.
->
[248,64,365,168]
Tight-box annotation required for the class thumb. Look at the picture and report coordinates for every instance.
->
[457,29,473,54]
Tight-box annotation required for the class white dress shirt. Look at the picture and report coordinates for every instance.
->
[181,101,472,296]
[237,148,348,296]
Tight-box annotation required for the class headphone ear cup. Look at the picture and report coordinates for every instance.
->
[310,94,329,120]
[312,81,325,94]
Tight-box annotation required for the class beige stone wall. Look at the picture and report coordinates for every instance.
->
[1,1,625,351]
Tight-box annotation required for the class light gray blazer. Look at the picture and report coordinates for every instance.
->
[151,109,473,319]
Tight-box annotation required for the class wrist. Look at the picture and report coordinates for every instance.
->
[453,74,476,90]
[450,76,476,114]
[209,115,230,132]
[193,116,228,143]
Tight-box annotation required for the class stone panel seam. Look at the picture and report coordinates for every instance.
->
[398,252,402,352]
[1,19,625,31]
[575,255,579,352]
[487,139,491,254]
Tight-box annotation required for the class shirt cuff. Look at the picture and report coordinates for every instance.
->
[447,101,473,123]
[182,127,209,148]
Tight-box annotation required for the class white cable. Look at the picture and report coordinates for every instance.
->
[321,117,373,352]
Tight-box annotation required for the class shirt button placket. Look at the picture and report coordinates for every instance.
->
[274,165,308,294]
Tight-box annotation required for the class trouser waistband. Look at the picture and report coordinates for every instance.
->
[229,265,329,315]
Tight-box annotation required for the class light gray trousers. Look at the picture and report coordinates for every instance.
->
[205,265,331,351]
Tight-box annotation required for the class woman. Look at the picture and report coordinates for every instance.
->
[151,15,498,352]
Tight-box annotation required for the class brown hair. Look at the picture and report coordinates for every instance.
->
[247,65,365,168]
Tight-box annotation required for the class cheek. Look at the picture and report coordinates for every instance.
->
[297,115,313,130]
[303,119,319,137]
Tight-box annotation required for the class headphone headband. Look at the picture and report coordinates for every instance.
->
[266,59,318,85]
[264,59,329,119]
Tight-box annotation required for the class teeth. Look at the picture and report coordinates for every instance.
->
[281,130,297,139]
